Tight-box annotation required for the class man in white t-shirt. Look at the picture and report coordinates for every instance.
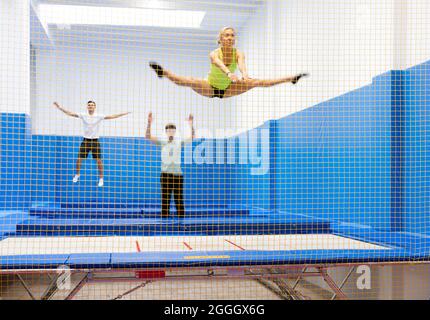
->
[53,101,130,187]
[145,112,195,218]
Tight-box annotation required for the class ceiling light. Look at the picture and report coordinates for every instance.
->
[38,4,205,28]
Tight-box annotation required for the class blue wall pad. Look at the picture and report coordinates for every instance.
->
[403,60,430,235]
[0,113,32,209]
[228,121,273,211]
[274,73,393,229]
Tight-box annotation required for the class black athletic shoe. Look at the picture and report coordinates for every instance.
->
[149,61,164,78]
[292,73,309,84]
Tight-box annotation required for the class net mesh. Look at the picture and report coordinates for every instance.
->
[0,0,429,300]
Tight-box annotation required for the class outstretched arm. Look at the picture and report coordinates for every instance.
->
[210,51,239,82]
[53,102,79,118]
[105,112,131,120]
[145,112,160,145]
[183,114,195,144]
[237,50,250,80]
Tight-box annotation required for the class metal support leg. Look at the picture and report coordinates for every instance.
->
[16,274,36,300]
[65,273,90,300]
[270,268,309,300]
[254,278,288,300]
[292,267,307,290]
[318,267,348,300]
[41,273,61,300]
[271,278,304,300]
[250,268,308,300]
[331,267,354,300]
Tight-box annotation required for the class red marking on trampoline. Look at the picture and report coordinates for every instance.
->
[224,239,246,251]
[183,242,193,250]
[135,241,141,252]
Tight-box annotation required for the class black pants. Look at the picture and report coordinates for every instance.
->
[160,173,184,217]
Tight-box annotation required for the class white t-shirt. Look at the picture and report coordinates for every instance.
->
[78,113,106,139]
[157,139,183,175]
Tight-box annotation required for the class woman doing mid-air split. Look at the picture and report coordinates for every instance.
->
[149,27,309,99]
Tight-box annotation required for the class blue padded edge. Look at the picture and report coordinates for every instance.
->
[56,202,229,209]
[30,208,143,214]
[109,248,417,268]
[15,215,332,236]
[0,210,30,237]
[332,221,430,252]
[15,218,181,236]
[30,206,250,219]
[30,208,144,219]
[0,254,70,270]
[66,253,111,268]
[1,247,428,269]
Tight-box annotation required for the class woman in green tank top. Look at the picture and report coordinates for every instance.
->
[149,27,308,99]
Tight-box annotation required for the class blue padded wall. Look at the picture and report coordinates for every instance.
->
[404,61,430,235]
[0,113,32,209]
[182,139,233,206]
[52,136,145,204]
[30,135,59,204]
[228,121,273,210]
[0,61,429,237]
[390,70,405,232]
[275,73,393,229]
[28,136,232,206]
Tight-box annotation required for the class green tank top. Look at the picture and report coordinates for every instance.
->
[208,48,238,90]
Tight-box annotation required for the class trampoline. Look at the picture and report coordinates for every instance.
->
[1,0,430,300]
[1,201,429,299]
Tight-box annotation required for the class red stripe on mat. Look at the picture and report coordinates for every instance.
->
[224,239,246,251]
[135,240,141,252]
[183,242,193,250]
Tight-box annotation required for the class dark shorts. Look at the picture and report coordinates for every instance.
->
[211,86,226,99]
[78,138,102,159]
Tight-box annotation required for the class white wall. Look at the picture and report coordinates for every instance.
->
[0,0,30,114]
[230,2,276,131]
[405,0,430,69]
[33,42,239,138]
[31,0,430,136]
[236,0,399,130]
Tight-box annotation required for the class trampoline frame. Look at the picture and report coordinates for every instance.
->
[2,261,429,300]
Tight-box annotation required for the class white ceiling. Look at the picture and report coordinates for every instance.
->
[31,0,264,52]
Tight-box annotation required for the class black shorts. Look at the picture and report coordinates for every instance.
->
[78,138,102,159]
[211,86,226,99]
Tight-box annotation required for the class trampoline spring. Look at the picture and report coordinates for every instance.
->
[112,280,152,300]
